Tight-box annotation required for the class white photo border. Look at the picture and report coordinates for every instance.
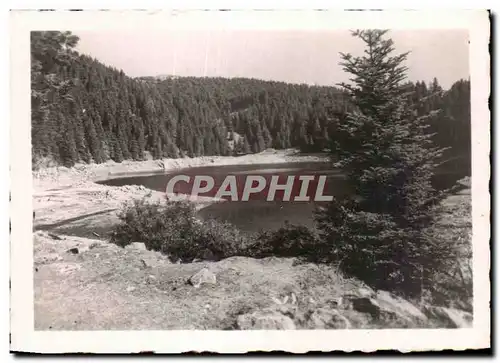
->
[10,9,491,353]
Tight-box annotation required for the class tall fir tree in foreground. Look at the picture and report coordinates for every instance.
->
[316,30,461,298]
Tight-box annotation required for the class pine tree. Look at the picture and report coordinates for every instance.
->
[262,124,273,149]
[164,135,178,158]
[57,111,78,167]
[315,30,461,298]
[254,123,266,152]
[31,31,468,170]
[31,31,80,167]
[235,137,252,155]
[85,114,104,163]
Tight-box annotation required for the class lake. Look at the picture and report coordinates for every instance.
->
[99,162,467,234]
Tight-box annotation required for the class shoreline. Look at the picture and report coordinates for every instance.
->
[32,149,328,231]
[34,148,328,190]
[32,148,470,238]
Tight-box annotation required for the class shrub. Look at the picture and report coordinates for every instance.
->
[110,198,331,263]
[246,223,324,261]
[111,198,254,262]
[194,219,254,260]
[111,199,199,258]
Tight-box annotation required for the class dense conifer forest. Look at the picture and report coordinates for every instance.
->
[31,31,471,175]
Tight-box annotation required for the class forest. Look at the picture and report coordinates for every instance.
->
[31,31,471,176]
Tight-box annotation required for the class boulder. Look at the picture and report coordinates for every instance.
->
[237,310,296,330]
[89,242,101,250]
[374,290,428,322]
[344,290,427,324]
[188,268,217,288]
[349,297,381,317]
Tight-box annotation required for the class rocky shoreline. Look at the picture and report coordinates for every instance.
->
[33,149,327,190]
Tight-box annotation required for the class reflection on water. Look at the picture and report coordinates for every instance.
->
[198,200,319,233]
[99,162,467,234]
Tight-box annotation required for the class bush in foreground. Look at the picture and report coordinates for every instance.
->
[111,198,328,263]
[111,199,253,262]
[248,223,324,261]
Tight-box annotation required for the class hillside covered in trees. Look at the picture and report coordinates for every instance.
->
[31,31,471,175]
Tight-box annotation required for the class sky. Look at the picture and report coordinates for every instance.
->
[76,29,469,90]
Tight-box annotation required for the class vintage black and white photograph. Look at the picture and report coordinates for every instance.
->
[10,9,490,353]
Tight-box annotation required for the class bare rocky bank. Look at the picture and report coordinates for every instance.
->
[32,150,472,330]
[33,149,326,191]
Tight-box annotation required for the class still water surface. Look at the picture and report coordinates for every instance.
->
[100,162,464,233]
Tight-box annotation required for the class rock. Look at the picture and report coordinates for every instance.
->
[125,242,147,251]
[271,296,284,305]
[67,247,79,254]
[48,233,63,240]
[306,308,351,329]
[237,310,296,330]
[357,287,374,298]
[126,286,136,292]
[188,268,216,288]
[423,306,473,328]
[350,297,381,317]
[375,290,428,322]
[326,297,343,308]
[89,242,100,249]
[345,290,427,323]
